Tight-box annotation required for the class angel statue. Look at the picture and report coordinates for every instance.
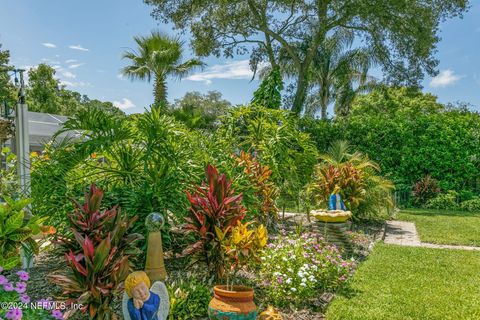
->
[122,271,170,320]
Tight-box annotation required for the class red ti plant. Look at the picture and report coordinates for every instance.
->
[182,164,246,281]
[50,184,143,320]
[412,175,441,205]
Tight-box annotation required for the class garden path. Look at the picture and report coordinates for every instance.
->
[384,220,480,251]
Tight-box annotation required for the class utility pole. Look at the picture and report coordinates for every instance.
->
[14,69,30,197]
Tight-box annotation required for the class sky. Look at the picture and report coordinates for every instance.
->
[0,0,479,114]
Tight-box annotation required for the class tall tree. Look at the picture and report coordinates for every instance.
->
[26,64,62,114]
[121,30,204,104]
[170,90,231,130]
[145,0,469,114]
[0,45,17,112]
[300,30,377,119]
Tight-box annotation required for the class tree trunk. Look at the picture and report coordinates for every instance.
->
[291,70,309,115]
[321,104,327,120]
[154,76,167,105]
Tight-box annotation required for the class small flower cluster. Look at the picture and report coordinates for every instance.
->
[258,231,356,307]
[0,266,63,320]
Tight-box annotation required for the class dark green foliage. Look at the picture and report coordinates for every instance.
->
[0,44,16,112]
[217,104,317,210]
[169,90,230,130]
[460,198,480,212]
[425,191,459,210]
[302,87,480,194]
[252,66,283,110]
[168,277,211,320]
[145,0,469,113]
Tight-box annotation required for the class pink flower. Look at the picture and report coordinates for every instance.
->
[3,282,14,291]
[0,266,3,273]
[16,271,29,281]
[14,282,27,294]
[51,310,63,319]
[0,275,8,285]
[5,307,22,320]
[20,294,30,304]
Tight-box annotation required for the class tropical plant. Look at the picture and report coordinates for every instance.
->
[0,197,46,270]
[182,164,246,281]
[121,30,203,104]
[252,66,283,110]
[278,29,377,118]
[460,197,480,212]
[218,221,267,289]
[309,141,394,220]
[168,276,212,320]
[0,147,19,198]
[412,175,441,206]
[169,90,231,130]
[218,105,317,214]
[425,190,459,210]
[259,231,355,308]
[50,184,143,319]
[234,151,278,229]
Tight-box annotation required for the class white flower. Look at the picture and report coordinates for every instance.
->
[291,287,297,292]
[300,282,307,287]
[286,278,292,284]
[288,268,293,273]
[261,257,266,261]
[282,257,288,261]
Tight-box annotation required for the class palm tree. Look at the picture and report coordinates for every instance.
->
[271,29,377,118]
[121,31,203,104]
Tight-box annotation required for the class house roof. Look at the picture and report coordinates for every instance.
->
[4,111,74,147]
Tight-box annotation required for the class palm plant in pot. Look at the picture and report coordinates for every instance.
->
[182,164,267,320]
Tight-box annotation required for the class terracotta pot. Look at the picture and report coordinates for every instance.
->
[208,285,257,320]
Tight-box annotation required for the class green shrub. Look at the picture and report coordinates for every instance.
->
[0,197,46,270]
[168,277,211,320]
[425,191,459,210]
[460,197,480,212]
[258,231,355,308]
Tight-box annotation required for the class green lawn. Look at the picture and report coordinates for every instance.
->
[396,209,480,246]
[326,243,480,320]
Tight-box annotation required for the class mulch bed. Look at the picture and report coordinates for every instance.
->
[6,215,382,319]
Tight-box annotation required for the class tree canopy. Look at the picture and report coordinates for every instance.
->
[145,0,469,114]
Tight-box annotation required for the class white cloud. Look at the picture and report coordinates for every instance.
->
[52,65,62,70]
[69,45,89,52]
[429,69,463,88]
[42,43,57,48]
[61,71,76,79]
[65,59,77,63]
[185,60,254,84]
[113,98,136,110]
[60,80,90,87]
[68,63,85,69]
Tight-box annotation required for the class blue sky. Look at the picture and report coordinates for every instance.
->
[0,0,479,114]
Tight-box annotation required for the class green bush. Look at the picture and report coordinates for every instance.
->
[168,277,212,320]
[301,87,480,194]
[460,197,480,212]
[425,191,459,210]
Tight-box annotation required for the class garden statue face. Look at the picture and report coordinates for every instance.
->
[131,282,150,302]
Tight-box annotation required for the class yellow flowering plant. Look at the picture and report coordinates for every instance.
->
[216,221,267,289]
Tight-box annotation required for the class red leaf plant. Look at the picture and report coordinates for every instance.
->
[182,164,246,281]
[50,184,143,320]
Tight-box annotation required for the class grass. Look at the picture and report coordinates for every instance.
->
[326,243,480,320]
[396,208,480,246]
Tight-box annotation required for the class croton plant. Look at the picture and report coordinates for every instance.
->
[182,164,246,281]
[50,184,143,320]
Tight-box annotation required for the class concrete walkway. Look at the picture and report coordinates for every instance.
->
[384,220,480,251]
